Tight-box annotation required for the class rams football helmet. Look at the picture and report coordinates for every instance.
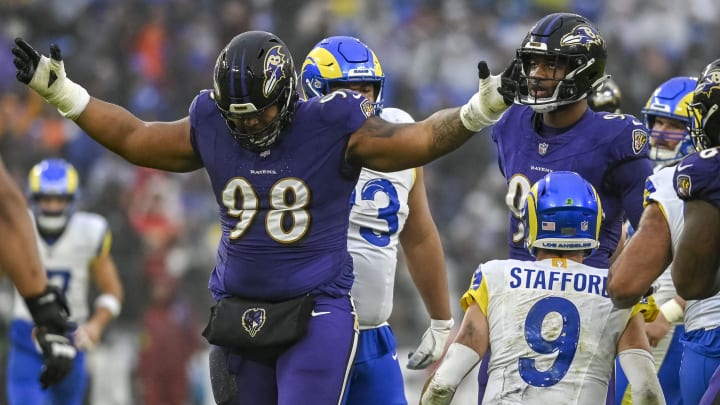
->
[689,58,720,150]
[641,76,697,163]
[516,13,608,113]
[524,171,602,256]
[28,158,79,234]
[588,77,622,113]
[212,31,297,153]
[300,36,384,113]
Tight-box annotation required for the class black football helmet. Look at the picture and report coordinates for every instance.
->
[688,58,720,151]
[588,77,622,113]
[212,31,298,152]
[516,13,608,113]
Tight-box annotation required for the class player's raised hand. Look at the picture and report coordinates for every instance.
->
[11,38,90,120]
[498,59,521,105]
[407,318,453,370]
[460,61,513,132]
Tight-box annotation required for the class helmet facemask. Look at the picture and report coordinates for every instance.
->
[517,50,606,113]
[216,74,297,153]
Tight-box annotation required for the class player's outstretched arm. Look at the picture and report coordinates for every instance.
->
[608,203,672,308]
[403,168,454,370]
[420,304,487,405]
[0,159,47,297]
[347,61,515,172]
[673,199,720,299]
[12,38,201,172]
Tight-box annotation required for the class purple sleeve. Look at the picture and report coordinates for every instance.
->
[612,157,653,229]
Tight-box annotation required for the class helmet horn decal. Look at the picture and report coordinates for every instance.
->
[263,45,288,97]
[560,25,603,51]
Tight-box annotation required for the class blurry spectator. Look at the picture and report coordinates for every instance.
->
[136,272,200,405]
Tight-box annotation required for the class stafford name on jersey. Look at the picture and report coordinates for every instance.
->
[509,267,608,298]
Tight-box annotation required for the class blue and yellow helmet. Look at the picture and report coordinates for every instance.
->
[28,158,79,234]
[300,36,384,112]
[523,171,602,256]
[642,76,697,163]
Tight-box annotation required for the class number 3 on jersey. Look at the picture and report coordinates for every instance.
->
[350,178,400,247]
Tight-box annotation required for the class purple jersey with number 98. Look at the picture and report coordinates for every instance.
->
[189,89,373,301]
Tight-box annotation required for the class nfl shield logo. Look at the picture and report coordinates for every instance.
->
[580,220,589,232]
[538,142,549,155]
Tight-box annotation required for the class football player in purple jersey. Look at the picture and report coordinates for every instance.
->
[671,58,720,405]
[673,58,720,300]
[476,12,654,403]
[11,31,514,404]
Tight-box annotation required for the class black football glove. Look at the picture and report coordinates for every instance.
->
[24,286,76,388]
[35,328,76,388]
[497,59,521,106]
[24,285,72,333]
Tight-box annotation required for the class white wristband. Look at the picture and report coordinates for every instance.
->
[432,343,481,387]
[95,294,121,318]
[460,94,495,132]
[660,298,684,324]
[50,78,90,120]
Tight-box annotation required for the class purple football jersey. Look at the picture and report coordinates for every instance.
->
[674,147,720,208]
[492,105,653,268]
[189,90,373,301]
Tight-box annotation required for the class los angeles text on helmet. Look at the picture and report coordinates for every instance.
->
[509,267,608,298]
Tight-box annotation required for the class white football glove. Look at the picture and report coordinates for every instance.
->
[460,61,518,132]
[12,38,90,120]
[407,318,454,370]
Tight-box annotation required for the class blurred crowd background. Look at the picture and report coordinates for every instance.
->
[1,0,719,404]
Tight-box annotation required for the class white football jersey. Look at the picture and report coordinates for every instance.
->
[647,165,720,331]
[12,211,111,323]
[348,107,415,328]
[461,258,649,404]
[645,166,683,306]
